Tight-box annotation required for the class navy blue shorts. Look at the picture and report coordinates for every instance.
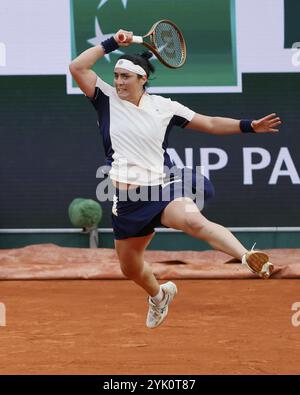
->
[111,168,214,240]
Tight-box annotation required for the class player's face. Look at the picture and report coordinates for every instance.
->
[114,68,147,101]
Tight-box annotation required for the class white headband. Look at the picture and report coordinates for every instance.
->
[114,59,147,76]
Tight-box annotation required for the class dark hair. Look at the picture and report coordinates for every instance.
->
[117,51,155,89]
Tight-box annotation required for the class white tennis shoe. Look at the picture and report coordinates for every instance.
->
[146,281,177,329]
[242,244,274,279]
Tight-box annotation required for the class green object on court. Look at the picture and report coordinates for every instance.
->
[68,198,103,228]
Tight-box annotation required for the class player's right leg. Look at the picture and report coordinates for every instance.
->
[115,233,177,328]
[115,232,158,295]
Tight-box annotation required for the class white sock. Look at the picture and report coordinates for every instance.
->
[151,286,164,305]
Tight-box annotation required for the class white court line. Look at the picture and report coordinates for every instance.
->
[0,227,300,234]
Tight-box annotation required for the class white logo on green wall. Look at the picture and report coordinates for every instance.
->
[69,0,239,94]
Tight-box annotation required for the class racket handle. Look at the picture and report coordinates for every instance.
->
[132,35,143,44]
[118,33,143,44]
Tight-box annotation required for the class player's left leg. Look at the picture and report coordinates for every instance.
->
[161,197,247,259]
[160,197,273,278]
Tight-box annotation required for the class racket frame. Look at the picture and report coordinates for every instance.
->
[119,19,186,68]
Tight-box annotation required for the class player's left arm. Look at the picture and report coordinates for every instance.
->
[186,113,282,135]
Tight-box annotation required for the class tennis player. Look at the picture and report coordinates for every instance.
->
[69,30,282,329]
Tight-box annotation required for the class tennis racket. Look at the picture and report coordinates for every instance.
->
[118,20,186,68]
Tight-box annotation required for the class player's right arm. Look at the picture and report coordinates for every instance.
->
[69,46,104,98]
[69,30,133,98]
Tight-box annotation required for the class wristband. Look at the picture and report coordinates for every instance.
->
[101,36,119,54]
[240,119,255,133]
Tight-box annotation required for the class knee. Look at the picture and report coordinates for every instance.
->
[184,214,208,234]
[119,256,143,280]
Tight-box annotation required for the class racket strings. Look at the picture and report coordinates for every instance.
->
[154,22,185,67]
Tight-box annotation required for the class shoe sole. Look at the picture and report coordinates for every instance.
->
[245,251,274,279]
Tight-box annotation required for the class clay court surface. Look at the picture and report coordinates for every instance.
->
[1,279,300,375]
